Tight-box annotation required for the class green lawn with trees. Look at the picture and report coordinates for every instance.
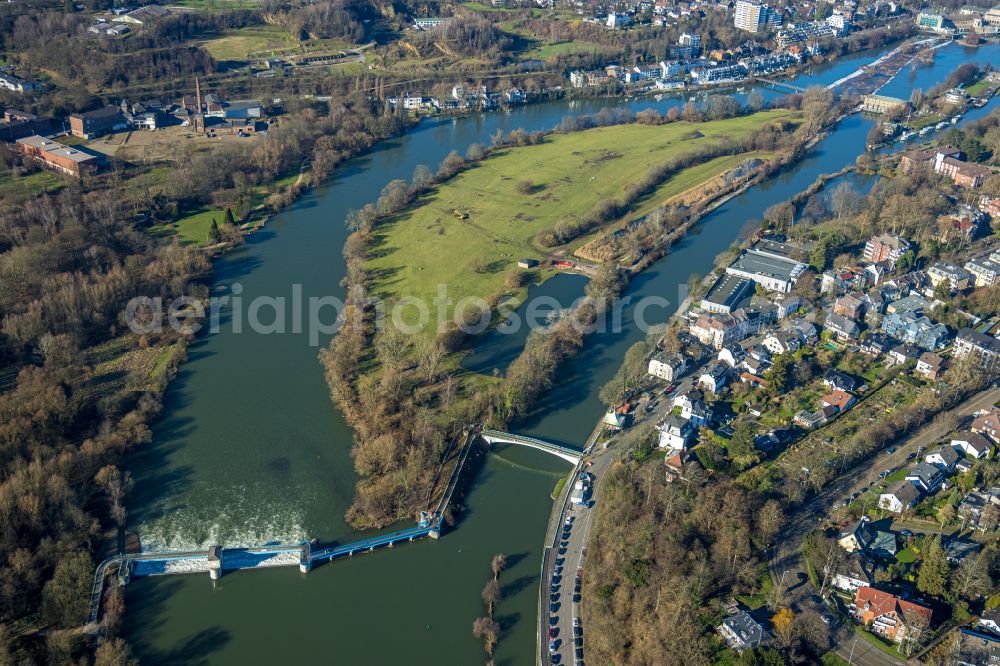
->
[364,110,800,331]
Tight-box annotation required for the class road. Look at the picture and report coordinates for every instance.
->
[539,438,620,666]
[768,385,1000,666]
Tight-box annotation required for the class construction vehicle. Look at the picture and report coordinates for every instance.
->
[453,209,468,219]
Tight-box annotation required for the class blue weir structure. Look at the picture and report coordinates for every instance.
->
[89,427,580,625]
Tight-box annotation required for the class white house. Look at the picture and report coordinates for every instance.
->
[698,363,728,394]
[657,414,693,450]
[879,481,921,513]
[648,352,686,382]
[925,446,960,473]
[952,432,993,459]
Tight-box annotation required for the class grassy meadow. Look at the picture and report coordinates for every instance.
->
[365,110,800,330]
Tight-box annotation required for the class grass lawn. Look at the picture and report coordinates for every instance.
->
[463,1,505,10]
[199,25,297,61]
[531,41,612,60]
[853,626,903,658]
[174,208,225,244]
[885,468,907,483]
[550,477,567,500]
[821,653,850,666]
[896,547,917,564]
[168,0,262,10]
[365,110,799,330]
[0,169,64,203]
[965,78,991,97]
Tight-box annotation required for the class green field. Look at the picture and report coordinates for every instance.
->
[530,41,612,60]
[965,78,992,97]
[199,25,297,61]
[168,0,262,10]
[166,208,225,244]
[0,170,64,203]
[365,110,798,328]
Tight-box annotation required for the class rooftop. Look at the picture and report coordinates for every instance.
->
[16,135,98,163]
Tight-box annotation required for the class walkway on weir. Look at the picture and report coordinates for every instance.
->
[88,427,580,626]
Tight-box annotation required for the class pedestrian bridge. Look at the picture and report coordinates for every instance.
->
[480,429,582,464]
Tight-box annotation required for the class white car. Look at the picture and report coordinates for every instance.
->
[573,617,580,627]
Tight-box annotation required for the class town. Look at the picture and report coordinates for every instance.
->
[579,123,1000,662]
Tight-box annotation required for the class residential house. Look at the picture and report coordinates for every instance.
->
[698,362,729,394]
[881,312,949,350]
[867,530,898,559]
[602,409,626,430]
[878,480,921,513]
[834,293,866,320]
[971,406,1000,443]
[775,294,800,318]
[860,333,891,357]
[937,205,988,241]
[864,234,911,264]
[924,445,960,473]
[831,554,873,593]
[958,487,1000,531]
[905,462,945,493]
[794,405,837,429]
[899,145,962,174]
[927,262,972,292]
[648,352,687,382]
[825,311,861,341]
[952,431,992,459]
[915,352,948,380]
[838,518,873,552]
[954,328,1000,371]
[943,538,983,564]
[850,586,932,643]
[822,389,857,413]
[763,329,802,354]
[657,414,693,450]
[725,246,807,293]
[888,343,922,366]
[965,252,1000,287]
[680,397,711,426]
[936,154,992,188]
[717,611,769,652]
[717,344,744,368]
[823,369,858,393]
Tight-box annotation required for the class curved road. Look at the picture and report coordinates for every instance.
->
[768,385,1000,665]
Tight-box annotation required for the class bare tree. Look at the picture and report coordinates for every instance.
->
[491,553,507,581]
[472,616,501,656]
[95,465,133,529]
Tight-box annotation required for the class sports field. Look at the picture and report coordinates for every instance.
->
[365,110,800,326]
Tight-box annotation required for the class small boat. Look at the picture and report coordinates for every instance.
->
[899,131,914,140]
[918,127,931,136]
[951,116,960,124]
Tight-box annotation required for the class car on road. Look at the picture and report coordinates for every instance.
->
[565,516,574,525]
[550,603,559,613]
[573,617,580,627]
[549,628,558,638]
[886,446,896,454]
[550,639,558,652]
[573,625,582,637]
[549,615,559,626]
[899,529,913,537]
[573,592,581,603]
[810,594,823,605]
[576,647,584,661]
[907,452,916,460]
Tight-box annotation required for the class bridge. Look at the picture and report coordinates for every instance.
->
[480,429,582,464]
[753,76,807,94]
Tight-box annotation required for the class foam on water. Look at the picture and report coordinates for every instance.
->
[135,483,309,552]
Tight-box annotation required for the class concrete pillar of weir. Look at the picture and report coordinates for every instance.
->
[299,543,312,574]
[207,545,223,581]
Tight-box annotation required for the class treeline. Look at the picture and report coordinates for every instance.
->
[412,15,514,59]
[262,0,377,42]
[0,187,207,661]
[583,454,826,665]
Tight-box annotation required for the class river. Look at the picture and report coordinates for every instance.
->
[124,41,1000,664]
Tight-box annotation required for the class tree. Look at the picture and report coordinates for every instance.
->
[747,89,766,112]
[916,536,951,598]
[96,465,133,528]
[472,616,501,656]
[771,607,796,647]
[728,421,760,470]
[491,553,507,581]
[950,553,991,601]
[767,353,792,395]
[482,579,501,615]
[223,207,236,226]
[94,638,138,666]
[41,551,92,627]
[209,219,221,243]
[901,608,931,657]
[374,328,411,369]
[411,164,433,189]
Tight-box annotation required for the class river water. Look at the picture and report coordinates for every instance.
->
[124,41,999,664]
